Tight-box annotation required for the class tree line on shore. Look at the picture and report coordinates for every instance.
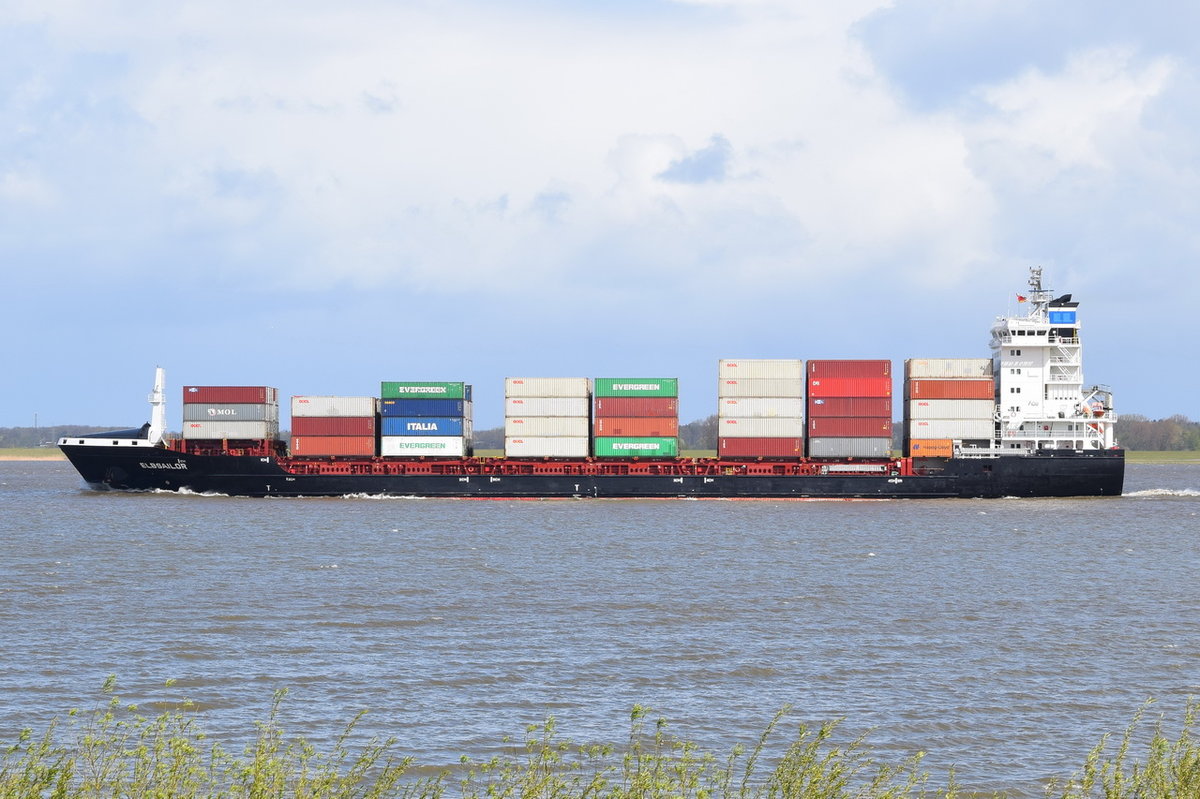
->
[6,413,1198,451]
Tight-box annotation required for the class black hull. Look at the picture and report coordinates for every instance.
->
[60,444,1126,499]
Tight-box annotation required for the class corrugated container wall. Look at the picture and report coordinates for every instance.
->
[183,386,277,404]
[592,397,677,418]
[182,421,279,440]
[380,382,471,400]
[808,360,891,378]
[806,397,891,417]
[594,418,679,437]
[183,404,279,422]
[908,439,954,457]
[381,398,470,418]
[717,359,805,380]
[505,417,590,437]
[381,417,467,437]
[291,436,376,456]
[291,396,377,418]
[808,418,893,438]
[718,378,806,398]
[505,378,591,398]
[380,437,468,457]
[905,380,994,400]
[908,419,995,439]
[505,397,591,417]
[504,437,590,458]
[593,378,678,398]
[593,437,679,458]
[906,400,995,420]
[905,358,993,379]
[717,397,806,418]
[718,418,807,438]
[291,417,376,437]
[807,377,891,399]
[807,438,891,458]
[718,438,804,458]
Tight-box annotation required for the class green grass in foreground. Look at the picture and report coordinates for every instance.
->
[0,446,65,459]
[3,680,1199,799]
[1125,450,1200,463]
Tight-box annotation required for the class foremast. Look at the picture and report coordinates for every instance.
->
[989,267,1116,453]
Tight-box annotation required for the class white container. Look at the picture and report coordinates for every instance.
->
[717,417,806,438]
[718,359,805,380]
[907,418,995,439]
[504,417,590,437]
[808,438,891,458]
[291,396,378,418]
[717,397,806,418]
[905,358,994,379]
[504,436,590,458]
[380,436,467,457]
[717,378,806,398]
[504,397,591,417]
[905,400,996,420]
[182,420,279,440]
[505,377,591,398]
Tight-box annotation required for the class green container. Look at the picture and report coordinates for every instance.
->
[593,378,678,398]
[380,381,470,400]
[593,436,679,458]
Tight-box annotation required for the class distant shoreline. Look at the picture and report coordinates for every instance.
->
[0,455,67,461]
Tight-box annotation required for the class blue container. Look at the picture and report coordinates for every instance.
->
[381,416,466,436]
[380,398,468,418]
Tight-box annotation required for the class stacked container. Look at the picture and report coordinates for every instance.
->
[290,396,377,456]
[380,382,473,457]
[904,359,996,457]
[181,386,280,440]
[592,378,680,458]
[716,360,806,458]
[504,378,591,457]
[806,361,892,458]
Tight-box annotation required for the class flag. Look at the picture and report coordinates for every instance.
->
[1016,294,1027,302]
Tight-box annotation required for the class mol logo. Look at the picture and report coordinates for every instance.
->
[207,408,238,416]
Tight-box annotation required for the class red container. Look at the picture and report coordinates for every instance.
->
[808,360,891,378]
[594,417,679,437]
[183,386,278,404]
[807,377,892,398]
[291,436,376,456]
[906,379,994,400]
[291,417,376,437]
[807,397,892,417]
[593,397,678,417]
[808,417,892,437]
[719,437,804,458]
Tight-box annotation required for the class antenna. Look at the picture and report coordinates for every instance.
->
[147,367,166,445]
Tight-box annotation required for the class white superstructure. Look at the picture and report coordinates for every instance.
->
[989,268,1116,453]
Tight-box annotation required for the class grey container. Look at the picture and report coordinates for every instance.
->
[182,403,279,422]
[807,437,892,458]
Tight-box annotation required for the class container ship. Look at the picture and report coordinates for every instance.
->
[59,269,1124,499]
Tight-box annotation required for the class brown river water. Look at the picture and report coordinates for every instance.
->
[1,460,1198,796]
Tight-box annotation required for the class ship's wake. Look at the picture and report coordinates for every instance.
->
[1123,488,1200,498]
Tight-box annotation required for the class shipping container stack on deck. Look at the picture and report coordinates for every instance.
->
[181,386,280,441]
[379,382,473,457]
[904,359,997,457]
[806,361,893,458]
[592,378,680,458]
[290,396,377,456]
[504,378,591,458]
[716,360,806,458]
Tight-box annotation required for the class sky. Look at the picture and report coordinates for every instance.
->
[3,0,1198,430]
